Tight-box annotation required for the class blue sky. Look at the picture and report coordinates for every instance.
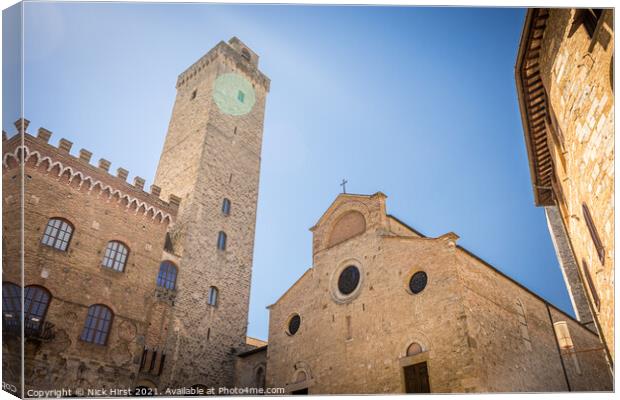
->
[4,3,573,340]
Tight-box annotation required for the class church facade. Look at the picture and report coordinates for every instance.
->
[259,192,612,393]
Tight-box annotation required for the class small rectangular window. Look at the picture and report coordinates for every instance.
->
[190,89,197,100]
[582,260,600,311]
[237,90,245,103]
[582,203,605,264]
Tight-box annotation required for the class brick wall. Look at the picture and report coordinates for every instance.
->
[2,126,178,394]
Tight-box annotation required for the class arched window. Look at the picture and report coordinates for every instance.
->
[222,198,231,216]
[24,285,51,330]
[102,241,129,272]
[406,342,423,357]
[41,218,74,251]
[217,231,227,251]
[2,282,21,321]
[207,286,218,306]
[80,304,113,345]
[157,261,178,290]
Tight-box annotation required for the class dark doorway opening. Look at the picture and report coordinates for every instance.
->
[291,388,309,395]
[404,361,430,393]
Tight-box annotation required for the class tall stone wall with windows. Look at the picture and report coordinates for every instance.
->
[2,125,178,395]
[153,37,270,389]
[529,9,614,362]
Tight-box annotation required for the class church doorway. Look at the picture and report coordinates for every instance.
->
[403,362,430,393]
[291,388,309,395]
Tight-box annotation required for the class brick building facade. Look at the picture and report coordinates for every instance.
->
[2,123,179,395]
[516,8,614,367]
[261,193,612,393]
[2,37,268,397]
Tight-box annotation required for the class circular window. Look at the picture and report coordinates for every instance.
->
[338,265,360,295]
[288,314,301,335]
[409,271,428,294]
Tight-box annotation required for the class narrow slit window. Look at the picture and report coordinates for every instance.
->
[217,231,227,251]
[222,198,231,216]
[237,90,245,103]
[207,286,218,306]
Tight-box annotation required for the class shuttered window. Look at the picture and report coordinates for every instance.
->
[582,203,605,265]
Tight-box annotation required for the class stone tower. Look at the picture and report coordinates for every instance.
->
[153,37,270,388]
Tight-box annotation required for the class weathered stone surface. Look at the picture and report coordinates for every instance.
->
[153,37,269,389]
[517,8,614,363]
[264,193,612,393]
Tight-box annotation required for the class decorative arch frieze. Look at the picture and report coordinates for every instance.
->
[4,145,173,223]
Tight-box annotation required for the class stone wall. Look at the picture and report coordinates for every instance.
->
[456,248,612,392]
[2,125,178,394]
[265,193,612,393]
[233,347,267,390]
[153,38,270,389]
[538,9,614,362]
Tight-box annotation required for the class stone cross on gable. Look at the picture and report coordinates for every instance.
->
[340,179,348,194]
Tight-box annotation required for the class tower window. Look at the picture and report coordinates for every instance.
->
[241,48,251,61]
[157,261,178,290]
[41,218,74,251]
[222,198,231,216]
[102,241,129,272]
[80,304,113,345]
[207,286,218,306]
[190,89,197,100]
[237,90,245,103]
[217,231,227,251]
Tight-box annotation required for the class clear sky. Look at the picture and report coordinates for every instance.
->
[4,3,574,340]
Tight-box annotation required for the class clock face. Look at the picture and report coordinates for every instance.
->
[212,73,256,116]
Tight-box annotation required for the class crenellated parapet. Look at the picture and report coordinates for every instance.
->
[3,119,180,224]
[176,37,271,92]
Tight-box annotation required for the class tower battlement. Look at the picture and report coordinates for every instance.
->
[176,37,270,91]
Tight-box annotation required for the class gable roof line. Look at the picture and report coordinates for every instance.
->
[310,192,386,231]
[266,267,313,309]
